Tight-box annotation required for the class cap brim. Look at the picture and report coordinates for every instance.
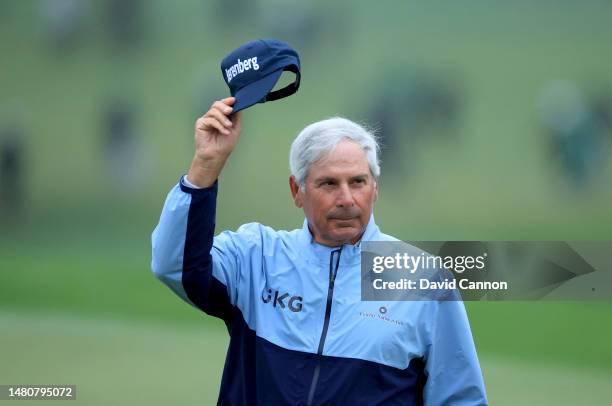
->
[232,69,284,113]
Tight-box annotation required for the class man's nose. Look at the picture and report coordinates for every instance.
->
[336,183,354,207]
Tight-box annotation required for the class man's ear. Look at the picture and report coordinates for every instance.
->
[373,179,379,202]
[289,175,303,208]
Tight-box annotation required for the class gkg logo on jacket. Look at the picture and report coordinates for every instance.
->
[262,288,303,312]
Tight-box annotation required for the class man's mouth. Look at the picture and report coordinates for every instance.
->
[330,216,356,221]
[329,210,360,222]
[330,218,359,229]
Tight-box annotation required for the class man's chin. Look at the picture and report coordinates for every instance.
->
[329,226,362,244]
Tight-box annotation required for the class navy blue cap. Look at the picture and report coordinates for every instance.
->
[221,39,301,113]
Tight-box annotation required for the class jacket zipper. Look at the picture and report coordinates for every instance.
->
[306,248,342,406]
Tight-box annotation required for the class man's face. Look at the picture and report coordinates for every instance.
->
[289,139,378,247]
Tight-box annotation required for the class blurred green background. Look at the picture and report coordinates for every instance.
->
[1,1,611,404]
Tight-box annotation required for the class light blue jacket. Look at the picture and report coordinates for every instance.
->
[152,178,488,405]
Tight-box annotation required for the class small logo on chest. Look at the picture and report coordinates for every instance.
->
[262,288,303,312]
[359,307,405,326]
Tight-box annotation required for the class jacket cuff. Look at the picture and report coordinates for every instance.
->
[179,175,218,195]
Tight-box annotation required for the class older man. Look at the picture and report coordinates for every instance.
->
[151,97,487,405]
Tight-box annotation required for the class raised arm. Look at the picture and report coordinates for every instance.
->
[151,98,242,321]
[187,97,242,188]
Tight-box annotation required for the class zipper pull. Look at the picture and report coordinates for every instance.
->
[330,248,342,283]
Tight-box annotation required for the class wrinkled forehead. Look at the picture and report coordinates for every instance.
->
[307,140,371,180]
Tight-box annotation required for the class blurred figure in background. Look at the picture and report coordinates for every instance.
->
[0,123,26,220]
[106,0,143,49]
[211,0,256,27]
[39,0,87,53]
[259,2,348,54]
[100,99,141,193]
[364,70,462,177]
[537,81,611,189]
[592,92,612,139]
[210,0,348,56]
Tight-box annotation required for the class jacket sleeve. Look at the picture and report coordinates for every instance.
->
[423,300,488,405]
[151,178,261,322]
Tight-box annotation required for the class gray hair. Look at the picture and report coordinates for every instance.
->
[289,117,381,187]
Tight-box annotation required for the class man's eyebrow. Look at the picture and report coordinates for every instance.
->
[314,176,337,184]
[351,174,369,180]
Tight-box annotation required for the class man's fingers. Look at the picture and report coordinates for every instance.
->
[195,116,206,130]
[195,98,239,135]
[212,100,234,116]
[206,107,233,128]
[202,117,230,135]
